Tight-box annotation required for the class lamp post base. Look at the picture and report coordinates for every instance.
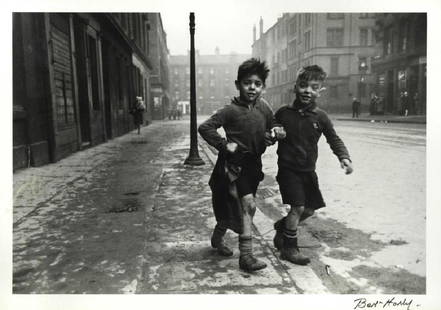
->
[184,155,205,166]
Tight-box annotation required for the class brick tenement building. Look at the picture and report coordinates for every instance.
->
[13,13,170,170]
[371,13,426,115]
[169,49,250,115]
[252,13,378,112]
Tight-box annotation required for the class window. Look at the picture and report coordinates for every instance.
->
[289,65,296,81]
[330,57,339,76]
[384,28,393,55]
[327,13,344,19]
[289,17,297,36]
[398,70,407,90]
[289,40,297,58]
[282,70,288,83]
[304,31,311,51]
[359,57,368,72]
[327,28,344,47]
[209,68,214,75]
[283,48,288,62]
[399,21,408,52]
[378,74,385,86]
[360,28,368,46]
[304,13,311,26]
[330,85,338,98]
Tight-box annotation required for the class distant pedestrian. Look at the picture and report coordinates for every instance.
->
[130,96,146,135]
[413,92,419,115]
[177,108,182,120]
[352,96,361,118]
[198,58,285,273]
[400,91,409,116]
[272,65,353,265]
[370,93,378,115]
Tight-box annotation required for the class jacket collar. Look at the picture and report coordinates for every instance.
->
[289,99,318,115]
[232,96,258,108]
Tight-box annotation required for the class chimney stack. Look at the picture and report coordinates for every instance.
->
[259,16,263,37]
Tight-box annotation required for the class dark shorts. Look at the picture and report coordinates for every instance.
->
[276,169,326,210]
[235,159,264,198]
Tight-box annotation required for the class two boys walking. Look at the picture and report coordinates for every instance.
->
[198,59,353,273]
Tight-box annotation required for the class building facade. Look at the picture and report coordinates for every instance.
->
[13,13,169,171]
[371,13,426,115]
[146,13,171,120]
[169,49,250,115]
[252,13,378,112]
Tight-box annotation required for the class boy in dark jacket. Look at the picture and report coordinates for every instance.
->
[198,58,285,272]
[273,65,353,265]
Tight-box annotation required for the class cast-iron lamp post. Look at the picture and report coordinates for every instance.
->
[184,12,205,166]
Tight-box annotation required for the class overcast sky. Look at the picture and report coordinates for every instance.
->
[161,4,282,56]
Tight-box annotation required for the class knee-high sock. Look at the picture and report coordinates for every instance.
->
[239,236,252,257]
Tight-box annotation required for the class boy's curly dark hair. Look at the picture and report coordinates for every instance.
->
[237,58,270,84]
[296,65,327,82]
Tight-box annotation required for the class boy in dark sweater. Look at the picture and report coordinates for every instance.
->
[198,58,285,272]
[273,65,353,265]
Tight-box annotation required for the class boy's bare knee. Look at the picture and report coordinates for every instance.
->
[288,205,305,216]
[241,194,256,216]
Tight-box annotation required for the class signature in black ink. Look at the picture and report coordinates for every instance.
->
[353,297,420,310]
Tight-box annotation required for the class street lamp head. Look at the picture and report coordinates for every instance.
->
[189,12,195,32]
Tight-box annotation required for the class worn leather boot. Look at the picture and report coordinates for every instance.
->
[211,224,233,257]
[273,217,286,251]
[239,255,267,272]
[238,236,267,272]
[280,231,311,265]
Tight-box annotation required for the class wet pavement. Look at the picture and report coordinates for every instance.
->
[12,120,326,294]
[12,116,426,294]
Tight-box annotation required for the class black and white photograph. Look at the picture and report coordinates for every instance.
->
[3,0,441,309]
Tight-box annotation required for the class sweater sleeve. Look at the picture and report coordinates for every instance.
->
[198,107,229,152]
[321,112,351,161]
[261,99,281,130]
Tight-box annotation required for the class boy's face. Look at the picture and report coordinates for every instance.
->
[295,79,323,105]
[235,74,264,103]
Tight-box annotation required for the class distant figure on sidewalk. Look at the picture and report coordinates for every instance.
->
[130,96,146,135]
[370,93,378,115]
[352,96,361,118]
[413,92,419,115]
[198,58,285,273]
[400,91,410,116]
[272,65,353,266]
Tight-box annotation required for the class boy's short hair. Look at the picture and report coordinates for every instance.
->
[237,58,270,84]
[296,65,327,82]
